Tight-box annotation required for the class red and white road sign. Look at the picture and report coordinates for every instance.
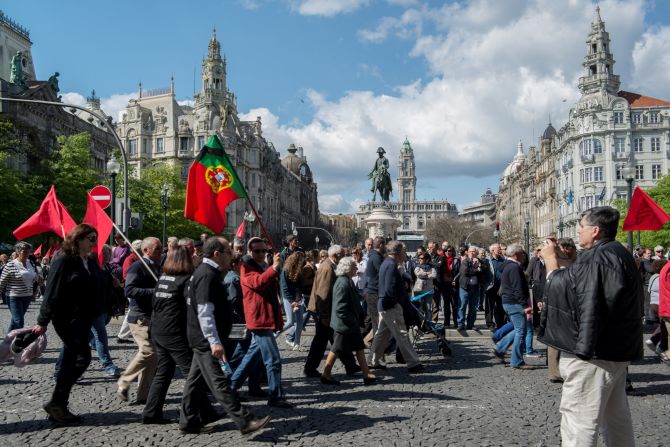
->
[90,185,112,209]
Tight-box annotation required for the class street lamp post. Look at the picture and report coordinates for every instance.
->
[523,208,530,254]
[0,97,131,232]
[315,235,320,249]
[106,156,121,244]
[622,160,636,252]
[160,183,171,247]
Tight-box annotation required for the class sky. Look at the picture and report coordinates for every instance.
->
[6,0,670,214]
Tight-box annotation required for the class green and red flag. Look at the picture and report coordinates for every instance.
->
[184,135,247,233]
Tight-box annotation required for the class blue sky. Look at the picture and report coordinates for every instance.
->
[5,0,670,213]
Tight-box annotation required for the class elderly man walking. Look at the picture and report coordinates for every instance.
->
[368,241,424,373]
[540,207,643,447]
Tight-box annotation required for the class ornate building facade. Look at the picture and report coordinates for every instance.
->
[356,138,458,235]
[498,7,670,245]
[114,32,320,242]
[459,188,497,226]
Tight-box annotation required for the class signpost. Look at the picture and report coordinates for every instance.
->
[90,185,112,210]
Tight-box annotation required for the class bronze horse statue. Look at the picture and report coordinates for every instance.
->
[371,166,392,202]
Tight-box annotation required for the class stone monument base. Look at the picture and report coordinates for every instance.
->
[365,204,401,240]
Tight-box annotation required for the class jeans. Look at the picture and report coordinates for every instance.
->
[7,295,32,334]
[493,321,514,342]
[495,329,515,354]
[231,330,283,401]
[458,286,479,328]
[225,337,263,394]
[502,303,527,367]
[89,312,115,370]
[282,298,304,346]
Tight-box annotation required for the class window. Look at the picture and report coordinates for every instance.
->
[156,138,164,153]
[198,136,205,148]
[635,165,644,180]
[651,137,660,152]
[128,139,137,155]
[580,139,592,155]
[615,164,624,180]
[633,138,643,152]
[142,138,149,154]
[613,112,624,124]
[180,137,189,152]
[593,139,602,154]
[652,164,662,180]
[181,165,189,180]
[650,112,659,124]
[582,168,593,182]
[632,113,642,124]
[594,166,603,181]
[614,138,625,153]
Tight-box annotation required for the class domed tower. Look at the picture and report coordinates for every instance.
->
[578,6,620,95]
[397,137,416,204]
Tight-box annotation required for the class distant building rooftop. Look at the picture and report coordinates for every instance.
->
[618,90,670,108]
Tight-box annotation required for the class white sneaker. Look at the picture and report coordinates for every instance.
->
[285,338,294,348]
[645,339,656,352]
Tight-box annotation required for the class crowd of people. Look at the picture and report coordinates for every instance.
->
[1,205,669,445]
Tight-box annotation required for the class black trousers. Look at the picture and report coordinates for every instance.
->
[143,334,215,421]
[50,319,92,406]
[305,318,356,372]
[180,348,252,431]
[441,283,459,327]
[485,286,506,328]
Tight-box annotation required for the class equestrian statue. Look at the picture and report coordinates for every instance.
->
[368,146,392,203]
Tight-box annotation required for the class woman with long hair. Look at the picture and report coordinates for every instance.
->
[142,245,217,425]
[33,224,101,424]
[280,251,306,350]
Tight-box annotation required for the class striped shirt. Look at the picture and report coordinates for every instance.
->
[0,259,37,297]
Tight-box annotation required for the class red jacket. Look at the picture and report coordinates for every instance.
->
[240,259,283,331]
[659,261,670,318]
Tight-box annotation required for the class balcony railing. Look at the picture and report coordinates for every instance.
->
[581,154,595,164]
[612,151,629,160]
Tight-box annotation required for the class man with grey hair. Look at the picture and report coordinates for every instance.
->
[368,240,424,373]
[485,243,506,329]
[304,245,358,378]
[117,237,162,404]
[498,244,534,370]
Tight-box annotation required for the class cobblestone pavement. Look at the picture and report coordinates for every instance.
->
[0,302,668,446]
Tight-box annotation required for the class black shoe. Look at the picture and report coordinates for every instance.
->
[549,377,564,384]
[142,416,174,425]
[116,338,134,344]
[268,398,294,408]
[247,389,268,399]
[180,424,216,434]
[320,376,341,386]
[44,402,81,424]
[303,368,321,378]
[345,365,362,376]
[363,376,377,385]
[491,349,506,363]
[130,399,147,406]
[457,326,466,332]
[240,415,272,435]
[408,364,425,373]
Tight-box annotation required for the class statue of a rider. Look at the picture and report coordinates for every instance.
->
[368,146,392,202]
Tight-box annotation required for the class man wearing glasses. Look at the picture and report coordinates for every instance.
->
[232,237,293,409]
[540,207,642,446]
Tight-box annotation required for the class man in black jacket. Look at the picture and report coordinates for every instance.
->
[540,207,642,447]
[179,237,270,435]
[364,236,386,336]
[117,237,161,405]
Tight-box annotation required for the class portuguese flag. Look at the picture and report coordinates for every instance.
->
[184,135,247,233]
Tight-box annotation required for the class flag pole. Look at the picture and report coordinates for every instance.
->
[110,221,158,282]
[243,197,275,252]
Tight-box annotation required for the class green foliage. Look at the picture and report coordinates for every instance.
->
[124,162,210,241]
[616,174,670,248]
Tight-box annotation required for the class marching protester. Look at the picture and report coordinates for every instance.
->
[540,207,643,446]
[280,251,307,351]
[1,241,38,334]
[32,224,101,424]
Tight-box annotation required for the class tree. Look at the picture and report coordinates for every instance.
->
[425,217,495,249]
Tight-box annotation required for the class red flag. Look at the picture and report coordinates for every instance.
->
[46,241,60,258]
[184,135,247,233]
[623,186,670,231]
[82,192,114,265]
[34,244,43,256]
[13,186,77,240]
[235,221,245,239]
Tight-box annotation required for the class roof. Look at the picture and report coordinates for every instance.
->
[618,90,670,108]
[542,122,557,140]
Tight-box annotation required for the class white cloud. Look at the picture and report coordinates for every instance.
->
[630,25,670,99]
[61,91,135,123]
[319,194,354,213]
[239,0,261,10]
[291,0,369,17]
[241,0,659,214]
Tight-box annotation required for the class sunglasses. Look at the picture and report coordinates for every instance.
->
[252,249,268,254]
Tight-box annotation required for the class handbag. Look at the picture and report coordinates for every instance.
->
[412,277,425,292]
[228,324,249,341]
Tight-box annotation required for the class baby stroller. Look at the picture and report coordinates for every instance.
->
[408,290,451,357]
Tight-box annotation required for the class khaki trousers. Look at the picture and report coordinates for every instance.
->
[118,320,157,401]
[547,346,561,380]
[558,353,634,447]
[368,304,420,368]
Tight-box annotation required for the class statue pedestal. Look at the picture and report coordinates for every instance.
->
[365,204,401,240]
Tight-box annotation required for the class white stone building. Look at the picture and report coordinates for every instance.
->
[356,138,458,235]
[115,32,320,242]
[0,11,34,84]
[498,7,670,243]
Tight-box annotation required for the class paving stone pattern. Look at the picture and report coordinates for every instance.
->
[0,302,668,446]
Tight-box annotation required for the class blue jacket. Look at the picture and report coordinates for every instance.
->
[378,256,406,311]
[364,249,384,295]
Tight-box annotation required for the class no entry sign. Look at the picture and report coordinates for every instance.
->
[90,185,112,209]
